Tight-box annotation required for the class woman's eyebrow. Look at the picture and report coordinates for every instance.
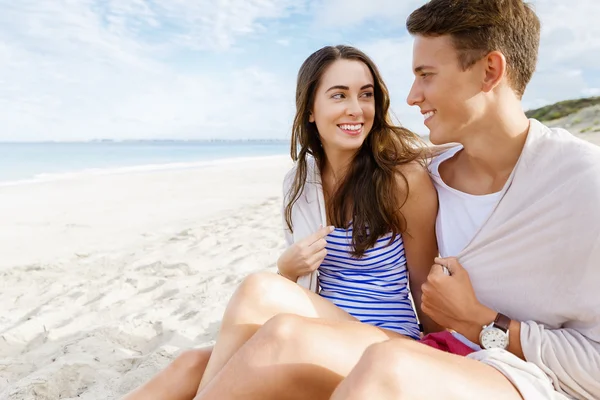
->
[325,84,374,92]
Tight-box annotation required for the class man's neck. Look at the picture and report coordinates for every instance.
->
[443,107,530,195]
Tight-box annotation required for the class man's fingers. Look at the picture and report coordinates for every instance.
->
[434,257,461,276]
[439,264,451,276]
[445,257,462,272]
[429,263,451,278]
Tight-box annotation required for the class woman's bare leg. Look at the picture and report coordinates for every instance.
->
[122,348,212,400]
[330,339,523,400]
[195,313,407,400]
[125,271,355,399]
[197,272,357,391]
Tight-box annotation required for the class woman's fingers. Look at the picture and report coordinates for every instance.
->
[308,237,328,253]
[307,248,328,272]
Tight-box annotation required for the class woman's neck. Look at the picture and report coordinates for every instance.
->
[321,147,355,194]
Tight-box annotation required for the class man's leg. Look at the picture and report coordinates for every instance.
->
[122,348,212,400]
[330,339,523,400]
[197,271,358,390]
[195,313,406,400]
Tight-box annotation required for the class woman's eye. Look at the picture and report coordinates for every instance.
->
[362,92,374,98]
[331,93,344,99]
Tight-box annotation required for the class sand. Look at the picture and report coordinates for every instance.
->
[0,155,292,399]
[1,130,598,400]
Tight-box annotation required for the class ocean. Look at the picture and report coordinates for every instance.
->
[0,141,290,185]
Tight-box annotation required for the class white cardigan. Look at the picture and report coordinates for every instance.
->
[281,156,324,293]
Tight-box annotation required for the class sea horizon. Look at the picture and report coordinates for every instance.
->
[0,140,291,185]
[0,138,290,144]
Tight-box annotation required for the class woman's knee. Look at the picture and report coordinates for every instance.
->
[170,348,212,374]
[258,313,306,343]
[251,313,312,359]
[361,341,406,376]
[232,272,288,305]
[351,340,428,398]
[222,271,295,323]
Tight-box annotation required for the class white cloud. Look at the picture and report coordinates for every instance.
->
[0,0,300,141]
[583,88,600,96]
[94,0,307,52]
[533,0,600,67]
[310,0,424,29]
[523,68,589,110]
[521,0,600,106]
[0,0,599,141]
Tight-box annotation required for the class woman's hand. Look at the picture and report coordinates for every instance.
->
[277,225,334,281]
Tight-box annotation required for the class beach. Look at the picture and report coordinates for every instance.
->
[0,155,292,399]
[1,131,599,400]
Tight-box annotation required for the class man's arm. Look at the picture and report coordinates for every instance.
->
[423,257,600,399]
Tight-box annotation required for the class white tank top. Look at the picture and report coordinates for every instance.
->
[428,146,507,257]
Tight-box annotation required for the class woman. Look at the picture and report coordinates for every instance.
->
[124,45,440,400]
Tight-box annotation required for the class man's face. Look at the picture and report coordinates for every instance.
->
[406,35,486,144]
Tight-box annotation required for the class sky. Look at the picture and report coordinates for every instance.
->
[1,0,599,142]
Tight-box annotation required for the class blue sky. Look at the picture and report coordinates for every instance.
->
[1,0,599,142]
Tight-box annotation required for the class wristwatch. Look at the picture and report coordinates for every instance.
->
[479,313,511,350]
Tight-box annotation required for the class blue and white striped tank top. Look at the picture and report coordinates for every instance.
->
[318,225,421,340]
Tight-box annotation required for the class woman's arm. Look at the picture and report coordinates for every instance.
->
[396,162,444,334]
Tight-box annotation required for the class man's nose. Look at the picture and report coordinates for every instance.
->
[406,80,424,106]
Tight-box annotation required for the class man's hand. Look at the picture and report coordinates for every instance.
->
[421,257,495,341]
[277,225,334,281]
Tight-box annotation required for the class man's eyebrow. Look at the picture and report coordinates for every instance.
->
[325,84,374,92]
[414,65,435,73]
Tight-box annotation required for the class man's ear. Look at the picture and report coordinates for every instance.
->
[482,51,507,93]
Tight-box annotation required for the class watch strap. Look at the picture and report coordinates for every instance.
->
[494,313,511,333]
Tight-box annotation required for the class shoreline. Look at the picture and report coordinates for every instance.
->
[0,154,290,188]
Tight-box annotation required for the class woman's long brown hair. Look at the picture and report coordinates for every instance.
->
[285,45,427,258]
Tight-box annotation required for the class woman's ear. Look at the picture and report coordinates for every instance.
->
[308,111,315,123]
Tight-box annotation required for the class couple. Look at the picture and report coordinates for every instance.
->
[125,0,600,399]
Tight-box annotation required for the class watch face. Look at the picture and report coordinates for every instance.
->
[481,328,509,349]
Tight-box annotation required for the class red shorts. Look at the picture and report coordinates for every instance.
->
[419,330,476,356]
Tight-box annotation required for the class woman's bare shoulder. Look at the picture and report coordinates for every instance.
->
[395,161,437,210]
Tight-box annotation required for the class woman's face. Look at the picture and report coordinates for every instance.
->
[310,59,376,154]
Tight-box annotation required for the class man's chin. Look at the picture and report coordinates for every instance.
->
[428,132,452,145]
